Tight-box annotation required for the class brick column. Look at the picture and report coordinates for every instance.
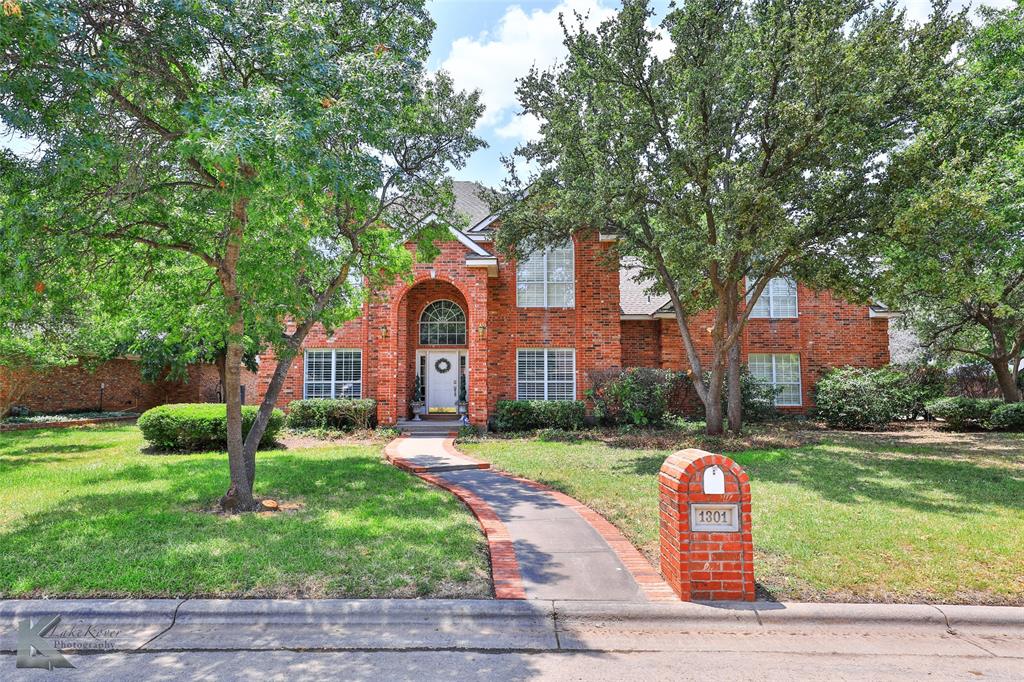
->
[659,448,755,601]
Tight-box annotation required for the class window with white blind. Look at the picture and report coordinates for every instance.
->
[516,349,576,401]
[516,242,575,308]
[748,353,802,406]
[303,349,362,399]
[748,277,798,318]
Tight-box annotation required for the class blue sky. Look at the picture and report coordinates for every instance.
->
[2,1,1013,187]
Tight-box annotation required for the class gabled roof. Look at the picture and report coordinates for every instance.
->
[619,263,670,317]
[452,181,495,230]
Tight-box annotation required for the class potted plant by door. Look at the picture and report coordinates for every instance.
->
[410,375,426,421]
[457,373,468,420]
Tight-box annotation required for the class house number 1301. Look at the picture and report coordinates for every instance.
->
[689,503,740,532]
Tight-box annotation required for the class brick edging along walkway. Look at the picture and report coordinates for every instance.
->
[489,469,676,602]
[383,437,523,599]
[384,436,675,602]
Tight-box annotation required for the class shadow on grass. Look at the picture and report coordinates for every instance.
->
[0,450,489,598]
[614,440,1024,515]
[0,441,122,457]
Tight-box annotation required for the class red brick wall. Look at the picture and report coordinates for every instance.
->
[255,314,369,410]
[12,359,167,414]
[8,359,255,415]
[484,235,621,413]
[162,364,259,405]
[254,237,888,424]
[621,320,661,369]
[254,234,622,426]
[651,285,889,412]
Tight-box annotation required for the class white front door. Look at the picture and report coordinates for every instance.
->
[426,351,459,412]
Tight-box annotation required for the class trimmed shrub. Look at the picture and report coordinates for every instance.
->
[138,403,284,451]
[494,400,586,432]
[588,368,686,426]
[814,366,914,429]
[925,397,1002,431]
[285,399,377,431]
[988,402,1024,432]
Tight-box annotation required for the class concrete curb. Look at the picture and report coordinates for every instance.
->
[0,599,182,652]
[2,598,1020,631]
[1,599,1020,660]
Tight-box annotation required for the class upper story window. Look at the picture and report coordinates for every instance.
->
[419,300,466,345]
[517,242,575,308]
[748,276,798,319]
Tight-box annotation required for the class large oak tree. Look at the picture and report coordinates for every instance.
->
[875,4,1023,402]
[491,0,962,434]
[0,0,483,508]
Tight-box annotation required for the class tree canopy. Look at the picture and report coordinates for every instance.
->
[491,0,963,433]
[875,3,1024,402]
[0,0,483,508]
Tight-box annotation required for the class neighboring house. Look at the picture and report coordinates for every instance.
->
[254,182,892,426]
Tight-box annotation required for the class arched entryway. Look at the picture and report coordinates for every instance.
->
[400,279,471,418]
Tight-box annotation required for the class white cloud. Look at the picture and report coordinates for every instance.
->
[440,0,617,140]
[903,0,1014,23]
[495,113,542,140]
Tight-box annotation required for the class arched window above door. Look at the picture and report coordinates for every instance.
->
[419,300,466,346]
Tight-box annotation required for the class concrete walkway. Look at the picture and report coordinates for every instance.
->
[385,435,649,601]
[2,599,1021,680]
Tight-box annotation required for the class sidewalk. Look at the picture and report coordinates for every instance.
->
[385,435,669,601]
[1,599,1021,680]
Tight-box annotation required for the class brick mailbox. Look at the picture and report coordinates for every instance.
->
[659,448,755,601]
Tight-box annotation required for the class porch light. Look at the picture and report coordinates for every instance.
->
[429,268,436,279]
[477,324,487,337]
[380,325,389,339]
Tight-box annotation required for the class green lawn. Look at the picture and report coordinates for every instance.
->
[462,428,1024,605]
[0,425,490,598]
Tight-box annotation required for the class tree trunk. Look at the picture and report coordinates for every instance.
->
[992,358,1022,402]
[218,195,255,512]
[222,332,254,510]
[241,346,297,488]
[705,366,725,435]
[727,313,743,433]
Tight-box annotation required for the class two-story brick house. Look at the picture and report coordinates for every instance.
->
[254,182,891,426]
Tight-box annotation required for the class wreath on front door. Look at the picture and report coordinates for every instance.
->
[434,357,452,374]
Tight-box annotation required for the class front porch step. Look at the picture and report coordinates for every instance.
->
[396,419,464,437]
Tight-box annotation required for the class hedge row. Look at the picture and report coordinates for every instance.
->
[285,398,377,431]
[494,400,586,432]
[925,397,1024,432]
[138,403,284,450]
[813,366,946,429]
